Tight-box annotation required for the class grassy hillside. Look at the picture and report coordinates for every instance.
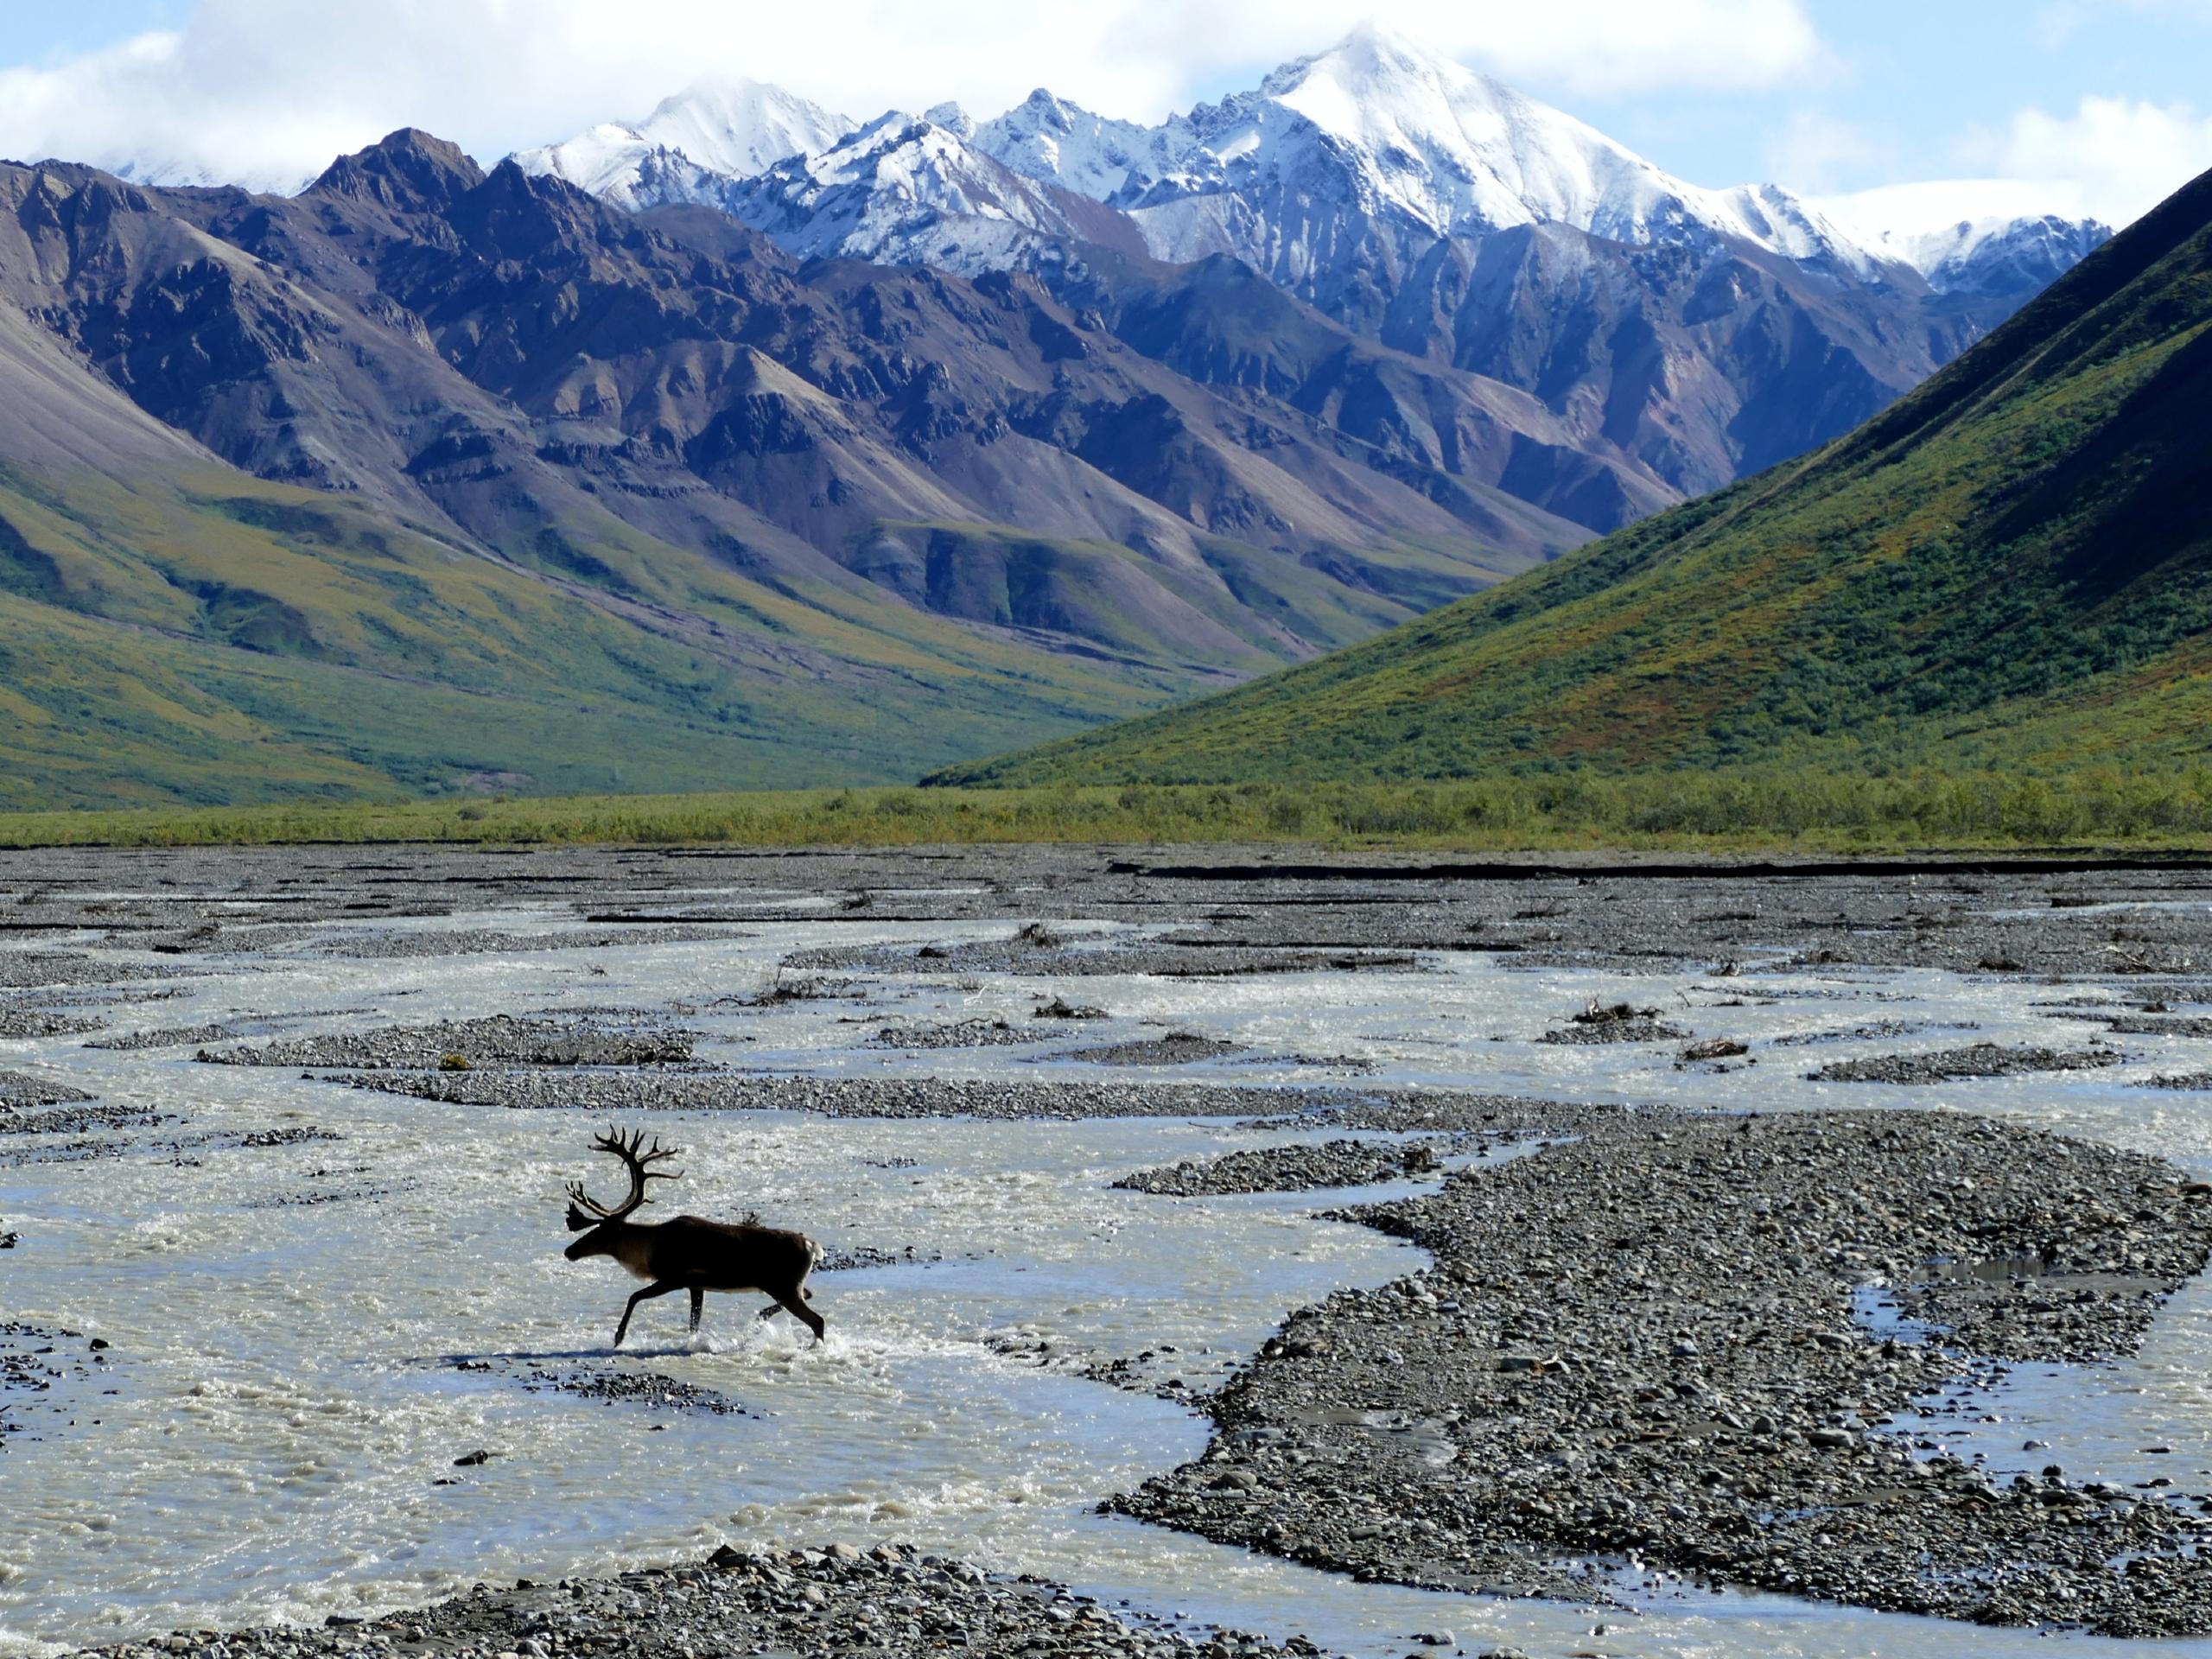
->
[0,459,1208,809]
[935,169,2212,789]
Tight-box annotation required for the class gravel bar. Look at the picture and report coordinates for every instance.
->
[1116,1138,1469,1196]
[200,1016,695,1071]
[346,1071,1414,1122]
[1116,1109,2212,1637]
[1805,1042,2126,1083]
[70,1544,1307,1659]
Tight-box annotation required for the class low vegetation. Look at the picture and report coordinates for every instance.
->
[3,771,2209,853]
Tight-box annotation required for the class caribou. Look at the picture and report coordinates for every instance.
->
[561,1127,826,1345]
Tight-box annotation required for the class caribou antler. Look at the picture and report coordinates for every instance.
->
[564,1125,683,1231]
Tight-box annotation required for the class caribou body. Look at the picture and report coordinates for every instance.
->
[562,1128,826,1344]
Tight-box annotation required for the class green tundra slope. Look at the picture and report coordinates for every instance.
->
[0,451,1238,809]
[936,168,2212,788]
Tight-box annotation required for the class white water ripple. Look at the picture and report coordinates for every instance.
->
[1,903,2209,1657]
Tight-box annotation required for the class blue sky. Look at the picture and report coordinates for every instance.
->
[1560,1,2212,200]
[0,0,2205,226]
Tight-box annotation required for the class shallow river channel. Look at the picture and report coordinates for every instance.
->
[7,868,2212,1658]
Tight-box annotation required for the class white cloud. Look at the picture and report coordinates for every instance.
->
[1973,95,2212,225]
[1351,0,1826,95]
[1814,96,2212,239]
[0,0,1825,190]
[1764,111,1889,194]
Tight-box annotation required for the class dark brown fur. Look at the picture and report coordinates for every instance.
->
[561,1128,825,1345]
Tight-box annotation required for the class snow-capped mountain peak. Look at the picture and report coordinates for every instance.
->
[714,110,1141,272]
[512,76,853,208]
[971,23,1879,274]
[1815,179,2115,295]
[972,88,1171,204]
[105,157,315,197]
[923,102,976,139]
[1243,22,1649,237]
[497,21,2106,334]
[635,78,855,178]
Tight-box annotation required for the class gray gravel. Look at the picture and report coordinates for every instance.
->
[320,925,747,959]
[501,1364,754,1417]
[1061,1032,1253,1066]
[789,938,1420,979]
[817,1244,945,1270]
[866,1018,1057,1051]
[6,844,2212,979]
[347,1069,1389,1122]
[2101,1014,2212,1039]
[0,1070,95,1109]
[1769,1019,1982,1046]
[0,952,175,988]
[0,1007,104,1038]
[200,1016,695,1071]
[1536,1001,1692,1046]
[1116,1109,2212,1637]
[71,1544,1306,1659]
[1805,1042,2126,1083]
[0,1103,166,1141]
[1116,1138,1470,1196]
[86,1023,238,1051]
[1,1322,105,1444]
[1537,1018,1689,1046]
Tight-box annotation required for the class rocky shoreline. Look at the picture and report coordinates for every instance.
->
[71,1546,1301,1659]
[1114,1137,1471,1196]
[1114,1109,2212,1637]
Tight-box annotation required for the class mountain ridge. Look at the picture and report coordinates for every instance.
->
[932,164,2212,787]
[512,26,2107,504]
[0,130,1646,804]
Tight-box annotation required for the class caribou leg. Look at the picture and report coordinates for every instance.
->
[689,1286,705,1333]
[771,1287,827,1343]
[613,1280,683,1346]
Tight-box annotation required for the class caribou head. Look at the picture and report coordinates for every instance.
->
[563,1126,680,1253]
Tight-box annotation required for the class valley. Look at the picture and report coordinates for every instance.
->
[945,165,2212,789]
[0,11,2207,1659]
[0,24,2126,807]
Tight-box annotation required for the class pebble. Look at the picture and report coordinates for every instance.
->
[71,1545,1315,1659]
[1117,1111,2212,1637]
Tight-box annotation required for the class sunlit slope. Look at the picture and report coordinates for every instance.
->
[937,168,2212,786]
[0,459,1194,808]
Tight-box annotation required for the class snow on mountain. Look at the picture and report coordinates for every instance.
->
[512,77,853,209]
[1815,180,2113,296]
[971,89,1179,203]
[973,22,1881,275]
[506,25,2106,311]
[712,111,1144,272]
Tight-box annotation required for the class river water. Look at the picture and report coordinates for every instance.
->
[4,903,2212,1657]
